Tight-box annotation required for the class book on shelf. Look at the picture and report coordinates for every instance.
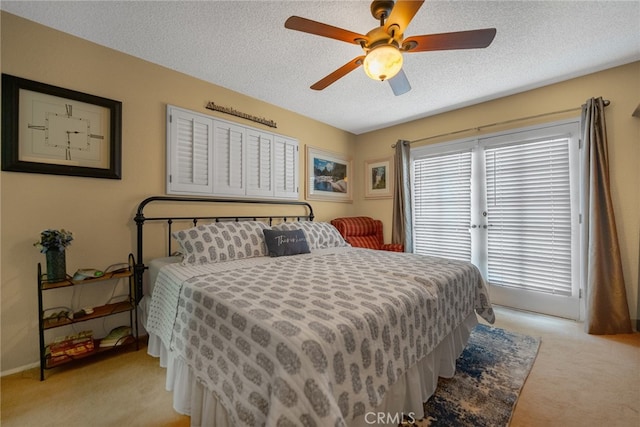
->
[99,325,132,348]
[46,330,95,361]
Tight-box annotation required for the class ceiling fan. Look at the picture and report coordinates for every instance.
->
[284,0,496,96]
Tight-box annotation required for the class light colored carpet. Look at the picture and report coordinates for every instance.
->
[1,341,189,427]
[1,306,638,426]
[488,307,640,427]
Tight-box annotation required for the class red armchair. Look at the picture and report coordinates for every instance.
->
[330,216,404,252]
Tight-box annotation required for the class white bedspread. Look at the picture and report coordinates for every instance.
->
[146,247,494,427]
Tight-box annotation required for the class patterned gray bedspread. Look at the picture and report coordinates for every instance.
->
[147,248,494,427]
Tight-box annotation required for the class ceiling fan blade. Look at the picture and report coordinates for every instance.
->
[384,0,425,35]
[310,56,365,90]
[388,69,411,96]
[285,16,366,45]
[403,28,497,52]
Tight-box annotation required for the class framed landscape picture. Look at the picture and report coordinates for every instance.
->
[364,156,394,199]
[306,146,352,203]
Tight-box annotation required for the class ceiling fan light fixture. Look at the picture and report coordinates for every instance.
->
[363,44,403,81]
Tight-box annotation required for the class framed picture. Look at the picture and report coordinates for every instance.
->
[306,146,352,202]
[1,74,122,179]
[364,156,394,199]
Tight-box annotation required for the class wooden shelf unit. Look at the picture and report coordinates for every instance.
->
[37,253,139,380]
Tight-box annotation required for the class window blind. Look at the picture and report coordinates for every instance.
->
[246,130,273,196]
[274,137,298,197]
[171,110,212,193]
[167,105,299,199]
[485,138,572,296]
[213,121,245,194]
[413,150,472,261]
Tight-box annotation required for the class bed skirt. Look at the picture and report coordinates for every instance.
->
[146,312,478,427]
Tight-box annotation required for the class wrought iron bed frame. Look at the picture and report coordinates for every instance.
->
[133,195,314,302]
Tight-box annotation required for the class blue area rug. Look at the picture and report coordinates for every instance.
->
[417,324,541,427]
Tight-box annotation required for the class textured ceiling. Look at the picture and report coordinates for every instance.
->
[2,1,639,135]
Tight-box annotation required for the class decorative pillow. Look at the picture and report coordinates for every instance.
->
[173,221,268,265]
[262,229,311,257]
[272,221,349,249]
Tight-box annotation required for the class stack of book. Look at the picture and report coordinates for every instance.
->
[46,330,94,363]
[99,326,131,348]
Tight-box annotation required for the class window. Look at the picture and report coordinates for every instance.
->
[413,150,472,261]
[411,120,581,319]
[485,138,573,296]
[166,107,213,194]
[166,105,299,199]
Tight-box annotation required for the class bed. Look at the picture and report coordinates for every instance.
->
[135,196,495,427]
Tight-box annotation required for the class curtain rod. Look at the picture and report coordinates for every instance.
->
[393,99,610,148]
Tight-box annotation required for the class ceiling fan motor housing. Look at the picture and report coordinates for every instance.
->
[371,0,395,22]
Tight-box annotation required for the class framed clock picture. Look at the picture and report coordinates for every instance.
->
[1,74,122,179]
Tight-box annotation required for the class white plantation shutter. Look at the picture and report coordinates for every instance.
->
[413,150,472,261]
[485,138,573,296]
[213,120,245,195]
[246,130,273,197]
[167,105,299,199]
[167,107,213,193]
[274,136,299,199]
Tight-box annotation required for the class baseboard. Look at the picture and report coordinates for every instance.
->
[1,361,39,378]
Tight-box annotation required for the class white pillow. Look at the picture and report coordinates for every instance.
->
[273,221,349,250]
[173,221,269,265]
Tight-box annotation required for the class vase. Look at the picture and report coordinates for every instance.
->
[46,250,67,281]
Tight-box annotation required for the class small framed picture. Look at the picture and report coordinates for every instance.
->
[1,74,122,179]
[365,156,394,199]
[306,146,352,203]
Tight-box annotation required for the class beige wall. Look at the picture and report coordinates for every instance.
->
[353,61,640,328]
[0,13,358,373]
[2,12,638,374]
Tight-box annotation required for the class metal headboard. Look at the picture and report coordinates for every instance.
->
[133,196,314,302]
